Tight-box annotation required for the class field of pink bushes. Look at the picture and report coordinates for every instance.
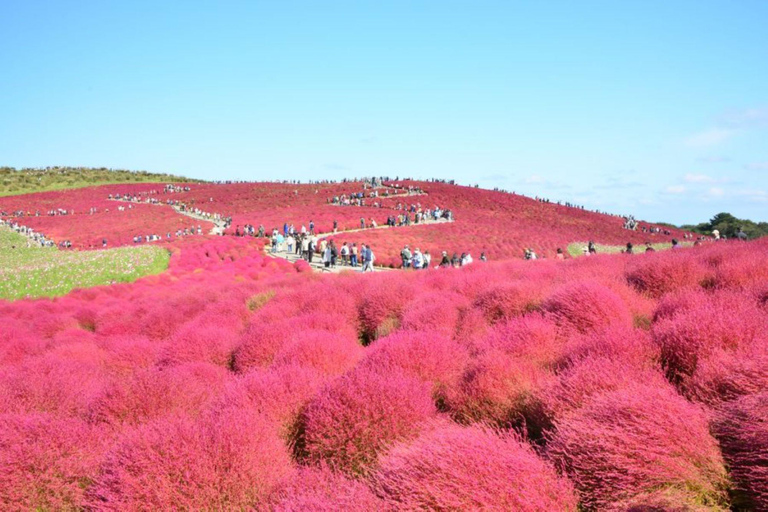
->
[1,180,691,260]
[1,232,767,509]
[0,184,212,248]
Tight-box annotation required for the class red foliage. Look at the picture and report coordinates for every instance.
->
[271,329,364,376]
[359,330,470,404]
[299,367,438,476]
[86,362,228,427]
[547,385,728,510]
[446,349,554,433]
[472,282,544,324]
[373,423,578,511]
[88,408,292,510]
[651,290,768,398]
[712,392,768,510]
[543,281,633,335]
[0,413,105,510]
[267,465,385,511]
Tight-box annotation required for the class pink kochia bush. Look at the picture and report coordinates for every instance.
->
[89,408,292,510]
[373,423,578,511]
[652,289,768,403]
[0,413,105,510]
[267,465,385,511]
[299,366,438,477]
[542,281,632,335]
[359,330,470,404]
[547,385,729,510]
[447,349,552,433]
[712,392,768,510]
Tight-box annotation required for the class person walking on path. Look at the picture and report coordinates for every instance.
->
[362,244,375,272]
[351,243,359,267]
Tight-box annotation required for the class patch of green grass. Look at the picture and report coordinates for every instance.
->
[0,166,202,197]
[0,227,170,300]
[567,241,692,257]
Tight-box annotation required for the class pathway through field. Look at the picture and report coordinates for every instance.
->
[263,218,454,273]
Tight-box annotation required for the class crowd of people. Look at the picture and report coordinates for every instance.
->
[0,218,56,247]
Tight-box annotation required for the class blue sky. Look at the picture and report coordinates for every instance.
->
[1,1,766,225]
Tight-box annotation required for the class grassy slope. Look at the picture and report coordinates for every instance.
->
[0,166,202,197]
[0,227,170,300]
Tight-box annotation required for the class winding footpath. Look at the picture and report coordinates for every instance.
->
[263,218,454,273]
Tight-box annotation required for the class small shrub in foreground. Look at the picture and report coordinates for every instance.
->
[547,385,729,511]
[373,423,578,511]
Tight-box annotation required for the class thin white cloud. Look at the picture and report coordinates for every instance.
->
[697,155,730,163]
[684,128,733,148]
[708,187,725,198]
[721,107,768,129]
[665,185,687,194]
[684,173,716,183]
[744,162,768,171]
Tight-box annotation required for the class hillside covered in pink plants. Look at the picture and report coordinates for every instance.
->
[1,211,767,509]
[0,179,690,260]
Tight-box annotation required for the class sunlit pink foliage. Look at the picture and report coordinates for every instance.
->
[87,362,228,426]
[359,329,470,404]
[652,289,768,398]
[0,413,105,510]
[271,329,363,376]
[712,392,768,510]
[478,314,563,368]
[208,364,327,440]
[89,408,292,510]
[300,367,438,476]
[158,318,240,367]
[267,465,385,511]
[373,423,578,511]
[547,385,729,510]
[400,291,468,337]
[447,349,553,432]
[543,281,632,335]
[472,282,543,324]
[625,250,710,298]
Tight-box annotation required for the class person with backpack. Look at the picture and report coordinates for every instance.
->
[401,245,412,268]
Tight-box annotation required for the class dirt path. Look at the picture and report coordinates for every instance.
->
[263,217,453,273]
[109,199,225,235]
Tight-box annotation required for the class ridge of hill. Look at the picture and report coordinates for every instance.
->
[0,166,203,197]
[0,179,692,262]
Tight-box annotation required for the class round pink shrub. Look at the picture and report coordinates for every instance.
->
[89,408,291,510]
[684,343,768,406]
[472,282,542,325]
[356,279,417,344]
[542,281,632,335]
[267,465,385,511]
[547,385,729,510]
[652,290,768,391]
[0,413,105,510]
[0,318,46,365]
[712,392,768,510]
[400,291,468,337]
[300,367,438,477]
[555,324,659,371]
[87,362,228,426]
[625,251,710,298]
[208,364,327,440]
[0,354,108,417]
[479,314,563,368]
[359,330,470,404]
[541,356,670,421]
[373,423,577,511]
[158,319,240,367]
[232,320,289,372]
[271,329,363,376]
[447,349,553,433]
